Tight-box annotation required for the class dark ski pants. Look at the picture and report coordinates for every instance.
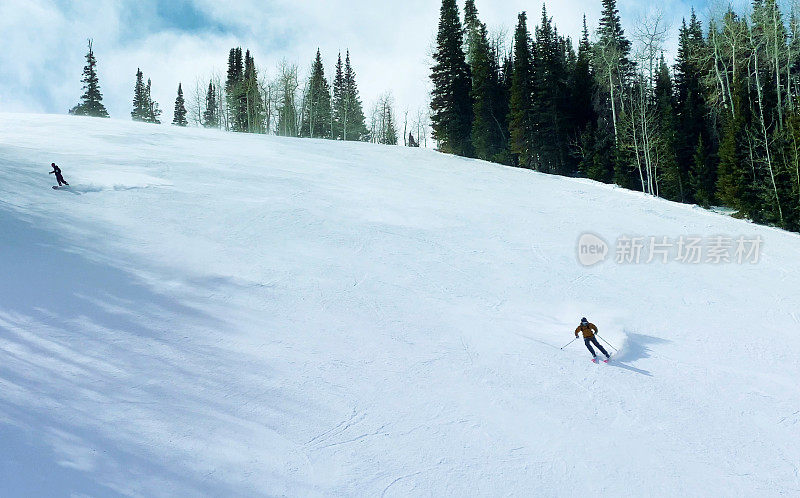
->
[56,174,69,186]
[584,337,609,358]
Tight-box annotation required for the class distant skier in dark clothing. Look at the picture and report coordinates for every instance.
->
[49,163,69,186]
[575,317,610,361]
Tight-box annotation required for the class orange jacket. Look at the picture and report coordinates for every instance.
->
[575,323,598,339]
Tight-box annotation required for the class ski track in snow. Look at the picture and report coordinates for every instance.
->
[0,113,799,496]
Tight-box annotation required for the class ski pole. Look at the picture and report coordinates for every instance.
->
[597,334,618,352]
[560,337,578,350]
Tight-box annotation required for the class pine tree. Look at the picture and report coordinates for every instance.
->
[301,49,332,138]
[690,136,714,207]
[531,5,570,174]
[342,51,368,141]
[653,55,682,202]
[465,0,505,161]
[145,78,161,124]
[508,12,535,168]
[131,68,147,121]
[243,50,264,133]
[591,0,633,184]
[172,83,188,126]
[385,107,398,145]
[70,40,109,118]
[494,54,514,165]
[226,47,245,131]
[203,81,219,128]
[596,0,632,79]
[674,11,710,203]
[570,17,596,175]
[332,54,346,139]
[464,0,479,53]
[716,73,751,214]
[430,0,473,156]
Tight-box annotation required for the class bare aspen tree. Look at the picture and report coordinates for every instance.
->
[258,69,273,134]
[412,107,427,148]
[595,39,622,141]
[704,6,748,121]
[403,109,409,146]
[296,65,311,137]
[188,77,206,126]
[368,92,396,144]
[748,15,784,222]
[787,8,799,105]
[771,0,785,127]
[627,9,668,195]
[705,18,733,117]
[274,60,299,137]
[208,72,225,130]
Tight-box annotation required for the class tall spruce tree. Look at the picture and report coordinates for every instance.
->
[342,51,368,141]
[172,83,188,126]
[495,54,514,164]
[465,0,505,161]
[674,11,710,203]
[570,17,596,175]
[430,0,473,156]
[145,78,161,124]
[716,72,751,214]
[70,40,109,117]
[203,81,219,128]
[131,68,147,121]
[691,136,713,206]
[653,55,682,202]
[226,47,245,131]
[332,54,346,139]
[243,50,264,133]
[591,0,633,184]
[464,0,480,59]
[508,12,535,168]
[531,5,570,174]
[301,49,332,138]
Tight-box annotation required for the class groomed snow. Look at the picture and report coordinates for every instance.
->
[1,113,799,496]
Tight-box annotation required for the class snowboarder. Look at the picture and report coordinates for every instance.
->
[49,163,69,186]
[575,317,610,362]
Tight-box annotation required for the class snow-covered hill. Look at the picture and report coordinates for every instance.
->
[1,113,799,496]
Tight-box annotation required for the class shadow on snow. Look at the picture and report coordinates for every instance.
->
[0,205,318,496]
[605,332,671,377]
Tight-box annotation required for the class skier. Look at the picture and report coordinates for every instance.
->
[49,163,69,186]
[575,317,610,362]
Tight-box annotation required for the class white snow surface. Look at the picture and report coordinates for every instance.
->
[1,113,799,497]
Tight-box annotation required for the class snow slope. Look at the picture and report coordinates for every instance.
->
[1,113,799,497]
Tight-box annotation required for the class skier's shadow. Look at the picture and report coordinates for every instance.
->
[54,187,81,195]
[607,332,670,377]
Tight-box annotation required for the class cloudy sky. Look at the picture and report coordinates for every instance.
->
[0,0,718,124]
